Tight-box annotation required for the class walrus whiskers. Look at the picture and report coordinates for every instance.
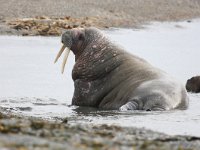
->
[54,44,70,73]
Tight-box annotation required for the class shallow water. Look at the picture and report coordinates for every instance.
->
[0,20,200,136]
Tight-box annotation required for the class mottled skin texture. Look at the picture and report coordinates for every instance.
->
[61,27,189,111]
[186,76,200,93]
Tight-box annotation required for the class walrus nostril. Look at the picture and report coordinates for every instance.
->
[61,33,68,44]
[61,35,65,43]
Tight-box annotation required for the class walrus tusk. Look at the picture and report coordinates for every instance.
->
[61,48,70,74]
[54,44,70,73]
[54,44,66,63]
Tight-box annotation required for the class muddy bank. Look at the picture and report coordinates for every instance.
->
[0,108,200,150]
[0,0,200,36]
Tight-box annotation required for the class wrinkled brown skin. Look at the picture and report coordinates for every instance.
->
[186,76,200,93]
[61,27,189,110]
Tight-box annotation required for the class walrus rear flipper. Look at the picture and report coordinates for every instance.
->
[119,100,168,111]
[119,93,171,111]
[119,100,139,111]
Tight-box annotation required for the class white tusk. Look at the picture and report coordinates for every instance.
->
[54,44,66,63]
[61,48,70,74]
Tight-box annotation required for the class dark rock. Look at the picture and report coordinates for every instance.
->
[186,76,200,93]
[31,120,45,130]
[61,117,68,123]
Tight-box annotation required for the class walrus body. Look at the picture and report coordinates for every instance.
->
[55,27,189,111]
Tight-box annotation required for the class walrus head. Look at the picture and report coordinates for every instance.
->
[54,28,86,73]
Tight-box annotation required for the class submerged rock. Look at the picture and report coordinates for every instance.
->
[186,76,200,93]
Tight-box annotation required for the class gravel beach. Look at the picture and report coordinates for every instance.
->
[0,0,200,35]
[1,108,200,150]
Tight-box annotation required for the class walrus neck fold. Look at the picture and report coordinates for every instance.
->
[72,39,125,81]
[71,42,85,61]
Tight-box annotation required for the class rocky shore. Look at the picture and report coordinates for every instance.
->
[0,107,199,150]
[0,0,200,36]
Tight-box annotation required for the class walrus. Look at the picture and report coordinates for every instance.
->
[186,76,200,93]
[54,27,189,111]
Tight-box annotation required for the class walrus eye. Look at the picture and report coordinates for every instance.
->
[54,44,70,74]
[78,32,85,41]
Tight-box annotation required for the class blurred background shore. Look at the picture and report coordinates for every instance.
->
[0,0,200,36]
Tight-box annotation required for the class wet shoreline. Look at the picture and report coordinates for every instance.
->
[1,108,200,150]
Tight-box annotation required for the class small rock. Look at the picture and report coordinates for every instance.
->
[64,16,71,20]
[36,16,49,20]
[39,25,50,32]
[22,32,29,36]
[31,120,45,130]
[47,28,61,36]
[62,117,68,124]
[73,24,79,28]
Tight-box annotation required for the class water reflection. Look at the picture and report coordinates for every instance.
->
[72,106,166,116]
[0,95,200,136]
